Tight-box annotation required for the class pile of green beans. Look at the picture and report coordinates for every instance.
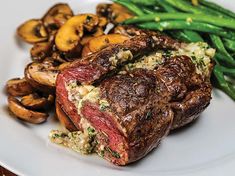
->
[113,0,235,101]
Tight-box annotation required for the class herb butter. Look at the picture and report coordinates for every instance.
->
[49,118,97,154]
[172,42,215,76]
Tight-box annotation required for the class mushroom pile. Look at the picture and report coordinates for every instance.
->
[6,3,131,124]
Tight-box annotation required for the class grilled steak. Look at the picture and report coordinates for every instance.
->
[111,26,213,129]
[78,69,174,165]
[155,56,212,129]
[55,31,214,165]
[56,34,180,130]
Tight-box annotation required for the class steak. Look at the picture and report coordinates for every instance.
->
[155,56,212,129]
[79,69,173,165]
[56,33,180,130]
[55,32,213,165]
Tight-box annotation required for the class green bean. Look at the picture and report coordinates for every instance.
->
[156,0,177,12]
[209,34,235,65]
[218,66,235,78]
[113,0,144,16]
[165,0,229,17]
[138,21,235,39]
[129,0,156,6]
[213,65,235,100]
[165,0,208,14]
[199,0,235,19]
[143,7,157,14]
[124,13,235,30]
[214,52,235,67]
[156,0,203,43]
[181,30,204,42]
[194,4,228,17]
[223,38,235,52]
[168,30,203,42]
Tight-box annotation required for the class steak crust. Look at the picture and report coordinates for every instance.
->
[100,69,173,163]
[56,33,180,129]
[154,56,212,129]
[56,31,213,165]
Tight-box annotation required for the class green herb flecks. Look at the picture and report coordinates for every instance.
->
[99,99,110,111]
[105,147,121,159]
[145,110,152,120]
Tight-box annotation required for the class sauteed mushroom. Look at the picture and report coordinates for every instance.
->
[30,42,52,62]
[6,78,33,96]
[17,19,48,43]
[8,96,48,124]
[55,14,103,52]
[82,34,129,56]
[21,93,54,110]
[24,61,59,93]
[42,3,74,32]
[96,3,134,24]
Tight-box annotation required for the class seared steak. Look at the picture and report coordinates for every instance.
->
[99,69,173,164]
[154,56,212,129]
[55,31,214,165]
[56,33,180,130]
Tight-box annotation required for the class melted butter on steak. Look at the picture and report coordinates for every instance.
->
[122,42,215,75]
[49,122,97,154]
[172,42,215,76]
[65,80,111,114]
[49,82,103,155]
[125,51,164,71]
[109,49,133,67]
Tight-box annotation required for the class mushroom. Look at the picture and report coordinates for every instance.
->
[80,27,104,45]
[17,19,48,44]
[42,3,74,32]
[96,3,134,24]
[55,14,103,52]
[6,78,34,96]
[24,61,59,93]
[82,34,130,57]
[51,52,68,63]
[98,17,108,28]
[8,96,48,124]
[30,42,52,62]
[21,93,54,110]
[55,101,77,131]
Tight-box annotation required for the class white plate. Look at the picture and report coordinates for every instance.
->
[1,0,235,175]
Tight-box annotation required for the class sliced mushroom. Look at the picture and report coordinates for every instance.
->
[17,19,48,44]
[82,34,130,57]
[21,93,54,110]
[8,96,48,124]
[6,78,34,96]
[98,17,108,28]
[51,52,68,63]
[60,44,83,61]
[55,14,100,52]
[80,27,104,45]
[24,61,59,93]
[42,3,74,32]
[30,42,52,62]
[96,3,134,24]
[55,101,77,131]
